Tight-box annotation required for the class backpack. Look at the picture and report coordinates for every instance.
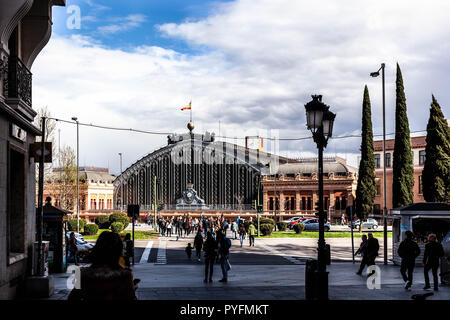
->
[226,237,232,249]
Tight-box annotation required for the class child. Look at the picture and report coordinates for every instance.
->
[185,243,193,260]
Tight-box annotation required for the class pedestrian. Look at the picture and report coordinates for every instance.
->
[238,222,246,247]
[366,232,380,270]
[194,231,203,262]
[231,220,238,240]
[398,230,420,290]
[355,235,368,275]
[68,232,79,266]
[185,243,193,260]
[123,233,133,267]
[217,230,231,282]
[423,233,444,291]
[203,231,218,283]
[68,231,138,300]
[248,222,257,246]
[222,219,229,237]
[340,214,345,226]
[167,220,172,237]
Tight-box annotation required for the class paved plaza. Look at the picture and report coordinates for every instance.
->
[46,234,449,300]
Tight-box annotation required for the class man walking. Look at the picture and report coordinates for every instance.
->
[366,232,380,268]
[398,230,420,290]
[194,230,203,262]
[248,222,257,246]
[423,233,444,291]
[355,234,368,275]
[203,232,218,283]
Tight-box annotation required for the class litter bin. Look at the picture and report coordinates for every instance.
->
[305,258,318,300]
[325,244,331,265]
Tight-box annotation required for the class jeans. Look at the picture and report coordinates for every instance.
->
[205,257,215,280]
[249,235,255,246]
[239,235,245,246]
[69,247,78,265]
[232,230,237,239]
[220,255,229,279]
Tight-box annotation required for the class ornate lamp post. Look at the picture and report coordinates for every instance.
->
[305,95,336,300]
[71,116,80,233]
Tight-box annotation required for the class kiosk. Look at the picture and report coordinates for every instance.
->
[391,202,450,284]
[40,197,71,273]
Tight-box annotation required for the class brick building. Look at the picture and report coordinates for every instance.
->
[261,157,358,223]
[373,136,426,213]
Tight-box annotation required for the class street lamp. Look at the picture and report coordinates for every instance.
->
[305,94,336,300]
[72,117,80,233]
[370,63,388,265]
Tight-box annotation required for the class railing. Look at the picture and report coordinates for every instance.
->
[3,55,32,107]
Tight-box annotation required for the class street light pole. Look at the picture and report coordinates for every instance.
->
[71,117,80,233]
[305,95,336,300]
[119,152,123,211]
[371,63,388,265]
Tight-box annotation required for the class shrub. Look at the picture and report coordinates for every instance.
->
[109,212,130,230]
[95,215,111,229]
[83,224,99,235]
[277,222,288,231]
[111,222,124,233]
[259,224,273,236]
[293,223,305,234]
[259,217,276,227]
[68,219,86,232]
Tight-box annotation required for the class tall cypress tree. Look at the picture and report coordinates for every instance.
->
[356,85,376,225]
[422,95,450,203]
[392,63,414,208]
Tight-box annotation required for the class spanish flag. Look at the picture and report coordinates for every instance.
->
[181,101,191,110]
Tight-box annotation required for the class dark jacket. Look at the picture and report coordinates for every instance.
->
[218,236,230,256]
[398,238,420,261]
[68,265,137,300]
[366,237,380,258]
[203,237,218,259]
[423,241,444,265]
[355,240,368,257]
[194,234,203,249]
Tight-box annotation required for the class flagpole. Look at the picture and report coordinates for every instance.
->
[190,101,192,123]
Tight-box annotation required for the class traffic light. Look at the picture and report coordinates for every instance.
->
[257,205,263,212]
[314,201,320,213]
[127,204,140,220]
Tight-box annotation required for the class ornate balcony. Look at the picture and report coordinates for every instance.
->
[3,55,32,107]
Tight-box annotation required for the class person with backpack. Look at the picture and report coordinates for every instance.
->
[217,230,231,282]
[222,219,229,237]
[398,230,421,290]
[203,232,218,283]
[423,233,445,291]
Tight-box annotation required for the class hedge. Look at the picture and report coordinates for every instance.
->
[68,219,86,232]
[259,217,276,227]
[276,222,288,231]
[95,215,111,229]
[259,224,273,236]
[83,224,99,235]
[293,223,305,234]
[109,212,130,229]
[111,222,124,233]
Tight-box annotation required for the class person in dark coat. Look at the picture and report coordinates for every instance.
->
[123,233,133,267]
[203,232,218,283]
[355,235,368,275]
[366,232,380,267]
[194,231,203,262]
[217,230,231,282]
[68,231,138,300]
[423,233,445,291]
[398,230,420,290]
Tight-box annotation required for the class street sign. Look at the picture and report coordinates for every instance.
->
[31,142,52,163]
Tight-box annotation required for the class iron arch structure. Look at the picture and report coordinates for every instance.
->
[114,130,290,212]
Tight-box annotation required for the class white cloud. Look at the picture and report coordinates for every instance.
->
[32,0,450,174]
[97,14,147,35]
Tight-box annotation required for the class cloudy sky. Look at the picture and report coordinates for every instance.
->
[32,0,450,175]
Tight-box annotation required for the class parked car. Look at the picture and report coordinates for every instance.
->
[66,232,93,252]
[348,218,379,229]
[301,218,331,231]
[288,216,317,229]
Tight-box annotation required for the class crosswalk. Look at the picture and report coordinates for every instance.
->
[154,239,167,265]
[139,240,153,264]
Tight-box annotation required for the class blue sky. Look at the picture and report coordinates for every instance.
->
[52,0,233,53]
[34,0,450,174]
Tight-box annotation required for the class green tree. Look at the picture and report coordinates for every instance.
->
[392,64,414,208]
[355,85,376,230]
[422,95,450,203]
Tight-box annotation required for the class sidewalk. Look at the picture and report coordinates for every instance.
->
[49,262,449,300]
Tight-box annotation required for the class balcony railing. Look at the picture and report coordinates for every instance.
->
[3,55,32,107]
